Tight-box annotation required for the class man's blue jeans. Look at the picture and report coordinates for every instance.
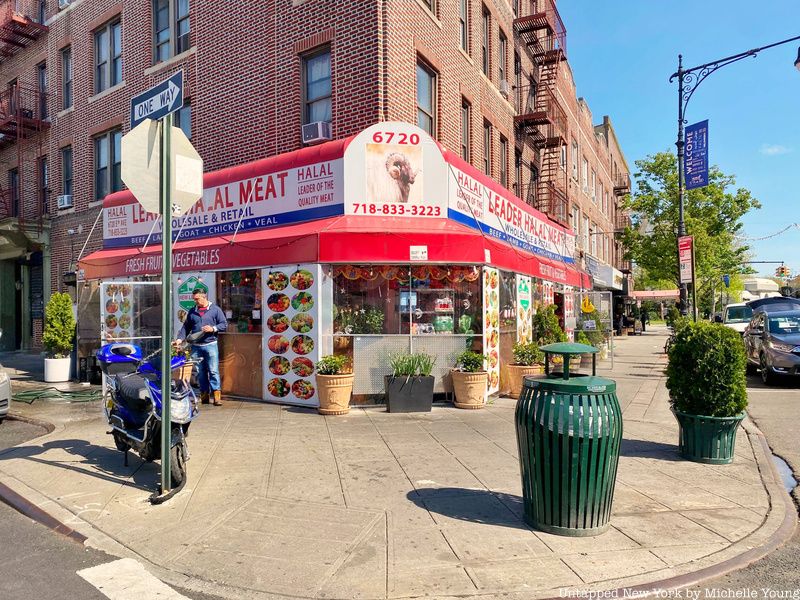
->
[191,342,220,392]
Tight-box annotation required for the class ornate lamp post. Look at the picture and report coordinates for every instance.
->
[670,36,800,317]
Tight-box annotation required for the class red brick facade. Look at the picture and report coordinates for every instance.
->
[0,0,629,348]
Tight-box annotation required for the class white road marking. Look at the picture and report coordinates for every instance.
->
[77,558,189,599]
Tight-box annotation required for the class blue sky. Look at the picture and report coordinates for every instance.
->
[558,1,800,279]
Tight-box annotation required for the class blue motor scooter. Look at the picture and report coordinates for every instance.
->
[96,335,201,489]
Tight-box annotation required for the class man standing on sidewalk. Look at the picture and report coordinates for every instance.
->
[175,289,227,406]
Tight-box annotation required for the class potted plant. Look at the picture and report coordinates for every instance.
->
[171,345,193,382]
[451,350,487,409]
[384,352,436,412]
[42,292,76,383]
[508,342,544,399]
[316,354,354,415]
[666,321,748,464]
[532,305,577,372]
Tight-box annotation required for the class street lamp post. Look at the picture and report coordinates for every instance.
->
[670,35,800,318]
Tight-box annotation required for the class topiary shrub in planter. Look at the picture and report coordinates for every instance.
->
[316,355,353,415]
[666,321,748,464]
[385,352,436,413]
[508,342,544,399]
[451,350,487,409]
[43,292,76,383]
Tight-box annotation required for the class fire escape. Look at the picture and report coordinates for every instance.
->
[0,0,49,225]
[513,0,568,227]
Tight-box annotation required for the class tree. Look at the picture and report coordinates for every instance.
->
[621,152,760,311]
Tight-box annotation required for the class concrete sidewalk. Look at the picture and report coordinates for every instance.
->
[0,327,794,599]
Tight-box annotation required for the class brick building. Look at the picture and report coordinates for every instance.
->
[0,0,630,351]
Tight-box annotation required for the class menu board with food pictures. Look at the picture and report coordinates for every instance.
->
[262,264,321,406]
[516,275,532,343]
[483,267,500,395]
[563,286,575,337]
[102,282,134,341]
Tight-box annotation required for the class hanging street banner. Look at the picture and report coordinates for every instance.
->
[684,120,709,190]
[678,235,694,284]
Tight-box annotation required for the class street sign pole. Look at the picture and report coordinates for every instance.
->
[160,114,173,493]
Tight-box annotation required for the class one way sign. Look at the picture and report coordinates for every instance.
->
[130,70,183,129]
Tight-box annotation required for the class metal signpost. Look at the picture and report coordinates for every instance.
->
[121,71,202,496]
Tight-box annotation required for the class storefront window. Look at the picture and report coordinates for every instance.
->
[217,269,262,333]
[498,270,517,395]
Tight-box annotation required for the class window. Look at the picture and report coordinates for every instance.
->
[95,20,122,93]
[498,32,507,84]
[571,139,578,179]
[514,52,521,103]
[482,121,492,175]
[459,0,468,52]
[174,102,191,139]
[582,157,589,193]
[604,191,609,216]
[8,169,19,217]
[590,222,597,256]
[303,49,332,125]
[61,47,72,110]
[37,62,47,119]
[591,169,596,203]
[416,61,436,136]
[571,205,580,237]
[514,150,522,196]
[499,136,508,187]
[460,98,471,162]
[582,215,589,250]
[94,129,122,201]
[154,0,191,63]
[62,146,73,197]
[560,145,567,171]
[481,7,489,76]
[599,182,604,213]
[39,157,48,214]
[421,0,436,12]
[602,235,608,262]
[37,0,46,24]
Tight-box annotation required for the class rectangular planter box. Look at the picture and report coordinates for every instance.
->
[384,375,434,413]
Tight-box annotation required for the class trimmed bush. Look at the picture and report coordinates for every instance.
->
[532,305,567,346]
[42,292,75,358]
[455,350,485,373]
[512,342,544,366]
[666,321,747,417]
[317,355,350,375]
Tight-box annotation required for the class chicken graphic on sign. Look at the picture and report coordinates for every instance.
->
[366,144,423,205]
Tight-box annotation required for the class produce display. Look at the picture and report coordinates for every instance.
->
[103,283,133,341]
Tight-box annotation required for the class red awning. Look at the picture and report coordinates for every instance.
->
[80,215,587,287]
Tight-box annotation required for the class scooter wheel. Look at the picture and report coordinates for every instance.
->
[170,442,187,488]
[113,432,129,452]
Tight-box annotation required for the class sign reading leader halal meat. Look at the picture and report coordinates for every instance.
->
[103,159,344,248]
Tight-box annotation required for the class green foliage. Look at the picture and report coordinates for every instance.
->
[532,305,567,346]
[455,350,485,373]
[575,331,590,345]
[665,306,681,328]
[512,342,544,366]
[336,306,385,334]
[622,152,760,295]
[389,352,436,377]
[42,292,75,358]
[317,354,350,375]
[666,321,747,417]
[578,311,605,347]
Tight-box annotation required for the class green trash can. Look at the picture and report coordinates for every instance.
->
[515,342,623,537]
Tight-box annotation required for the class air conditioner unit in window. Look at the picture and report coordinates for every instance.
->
[57,194,73,209]
[58,0,71,8]
[499,80,510,98]
[302,121,332,145]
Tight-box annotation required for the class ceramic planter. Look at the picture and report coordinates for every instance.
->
[507,364,543,399]
[672,408,746,464]
[451,370,487,409]
[316,373,354,415]
[44,357,71,383]
[384,375,434,412]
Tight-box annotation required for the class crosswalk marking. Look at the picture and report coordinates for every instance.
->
[77,558,189,600]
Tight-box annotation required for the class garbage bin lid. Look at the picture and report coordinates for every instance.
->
[540,342,598,355]
[526,375,616,394]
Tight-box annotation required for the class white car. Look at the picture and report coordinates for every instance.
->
[0,329,9,423]
[722,302,754,335]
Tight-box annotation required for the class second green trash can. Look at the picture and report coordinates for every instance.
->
[515,342,623,537]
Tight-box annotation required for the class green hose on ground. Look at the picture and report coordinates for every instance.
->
[12,387,103,404]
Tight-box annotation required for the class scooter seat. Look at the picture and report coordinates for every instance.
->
[114,374,152,413]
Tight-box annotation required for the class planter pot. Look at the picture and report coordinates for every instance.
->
[172,363,194,382]
[672,409,746,464]
[44,357,71,383]
[507,364,543,399]
[317,373,354,415]
[384,375,434,413]
[451,370,488,409]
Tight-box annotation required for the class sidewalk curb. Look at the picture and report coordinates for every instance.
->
[5,412,56,435]
[0,479,87,544]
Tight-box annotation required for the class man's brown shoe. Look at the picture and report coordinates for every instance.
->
[212,390,223,406]
[200,392,210,405]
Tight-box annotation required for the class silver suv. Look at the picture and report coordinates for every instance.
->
[0,329,10,423]
[744,311,800,385]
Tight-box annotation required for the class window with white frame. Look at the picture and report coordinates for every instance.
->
[571,204,580,237]
[590,222,597,256]
[481,7,490,76]
[94,129,122,201]
[95,19,121,93]
[571,140,578,179]
[582,214,589,250]
[499,136,508,187]
[461,98,471,162]
[599,181,604,213]
[459,0,468,52]
[591,170,596,203]
[498,32,507,84]
[581,157,589,193]
[154,0,190,63]
[61,46,72,110]
[560,145,567,171]
[416,61,437,136]
[483,120,492,175]
[304,48,332,125]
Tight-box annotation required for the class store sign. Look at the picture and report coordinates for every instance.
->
[447,165,575,264]
[483,267,500,396]
[410,245,428,261]
[103,159,344,248]
[679,235,694,284]
[516,275,532,343]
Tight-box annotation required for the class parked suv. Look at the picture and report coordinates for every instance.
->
[722,302,753,335]
[744,311,800,385]
[0,329,10,423]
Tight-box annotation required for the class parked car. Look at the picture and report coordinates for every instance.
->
[721,302,753,335]
[0,329,10,423]
[744,310,800,385]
